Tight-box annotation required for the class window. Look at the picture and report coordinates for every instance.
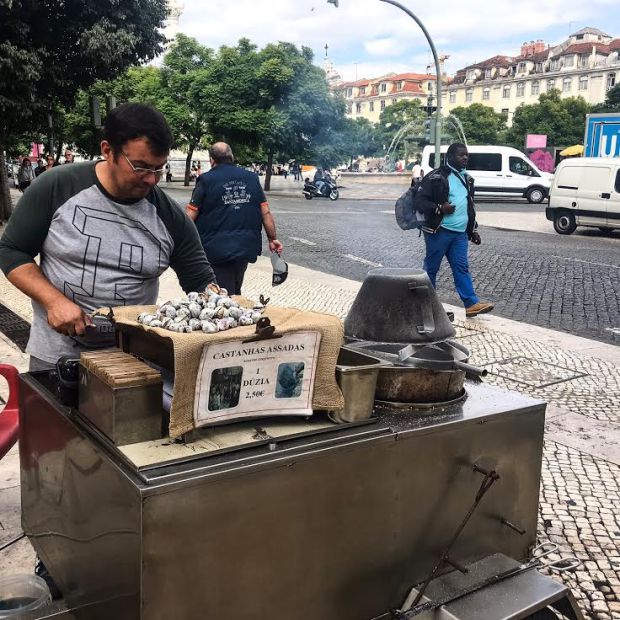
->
[501,108,509,114]
[466,69,475,80]
[509,157,538,177]
[547,79,556,91]
[615,170,620,193]
[380,83,387,93]
[579,76,588,91]
[356,103,362,113]
[578,55,588,68]
[392,98,398,104]
[346,88,352,97]
[562,77,572,93]
[531,80,540,95]
[380,99,386,110]
[397,81,403,90]
[608,72,616,90]
[517,62,527,73]
[535,62,544,72]
[576,34,584,40]
[503,85,511,98]
[428,82,433,91]
[483,87,490,100]
[549,58,560,71]
[449,91,456,103]
[564,55,574,67]
[360,87,366,95]
[485,68,492,79]
[466,89,473,102]
[369,101,374,112]
[517,82,525,97]
[467,153,502,172]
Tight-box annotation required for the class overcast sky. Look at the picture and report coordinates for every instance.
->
[176,0,620,81]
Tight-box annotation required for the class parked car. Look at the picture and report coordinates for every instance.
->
[546,157,620,234]
[421,145,552,204]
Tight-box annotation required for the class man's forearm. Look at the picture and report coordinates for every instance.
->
[7,263,65,309]
[262,212,277,241]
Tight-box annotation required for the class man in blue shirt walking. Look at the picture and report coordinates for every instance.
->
[419,143,493,318]
[186,142,283,294]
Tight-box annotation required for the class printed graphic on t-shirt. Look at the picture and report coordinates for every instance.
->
[63,204,165,306]
[221,181,253,208]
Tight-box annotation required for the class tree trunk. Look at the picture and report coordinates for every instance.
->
[0,147,14,224]
[264,151,274,192]
[184,147,194,186]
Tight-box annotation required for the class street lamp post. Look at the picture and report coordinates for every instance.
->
[328,0,442,165]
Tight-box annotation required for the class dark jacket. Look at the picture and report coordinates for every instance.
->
[416,165,477,237]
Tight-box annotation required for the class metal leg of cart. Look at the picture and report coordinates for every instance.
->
[393,554,585,620]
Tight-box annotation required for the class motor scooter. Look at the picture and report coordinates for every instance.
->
[302,177,339,201]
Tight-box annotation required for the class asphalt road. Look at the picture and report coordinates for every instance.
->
[166,186,620,345]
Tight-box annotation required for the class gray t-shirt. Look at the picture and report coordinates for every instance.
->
[0,162,216,363]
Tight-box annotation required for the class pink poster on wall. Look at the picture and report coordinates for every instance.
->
[525,134,547,149]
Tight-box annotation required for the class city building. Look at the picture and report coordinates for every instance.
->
[334,72,437,123]
[443,27,620,123]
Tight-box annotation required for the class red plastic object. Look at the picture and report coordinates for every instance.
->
[0,364,20,460]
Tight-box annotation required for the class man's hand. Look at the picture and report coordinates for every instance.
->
[269,239,283,254]
[46,298,92,336]
[441,202,455,214]
[470,231,481,245]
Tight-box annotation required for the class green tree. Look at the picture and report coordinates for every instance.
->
[0,0,167,222]
[377,99,427,159]
[506,90,591,149]
[198,40,345,190]
[337,118,382,169]
[591,84,620,113]
[159,35,214,185]
[450,104,507,145]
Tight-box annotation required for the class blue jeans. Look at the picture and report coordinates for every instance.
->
[423,228,479,308]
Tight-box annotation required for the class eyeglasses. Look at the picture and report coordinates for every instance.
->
[122,153,167,177]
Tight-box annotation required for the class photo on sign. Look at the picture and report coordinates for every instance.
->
[208,366,243,411]
[275,362,305,399]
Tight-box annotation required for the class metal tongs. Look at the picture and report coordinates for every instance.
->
[71,307,117,349]
[527,541,581,573]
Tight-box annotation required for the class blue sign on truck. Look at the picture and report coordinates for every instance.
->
[584,113,620,158]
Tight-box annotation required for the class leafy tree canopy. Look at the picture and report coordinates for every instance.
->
[591,84,620,113]
[506,90,591,148]
[449,104,507,145]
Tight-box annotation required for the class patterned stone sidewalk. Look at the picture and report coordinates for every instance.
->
[0,250,619,617]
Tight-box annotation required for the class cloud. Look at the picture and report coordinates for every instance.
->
[364,37,400,58]
[173,0,620,78]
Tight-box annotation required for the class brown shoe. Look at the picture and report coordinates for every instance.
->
[466,302,494,318]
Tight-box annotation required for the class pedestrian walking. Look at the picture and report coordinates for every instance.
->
[34,158,46,177]
[17,157,35,192]
[195,161,202,185]
[63,149,74,164]
[416,143,493,318]
[410,160,423,187]
[45,155,58,170]
[185,142,283,295]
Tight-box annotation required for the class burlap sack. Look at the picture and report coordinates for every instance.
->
[111,303,344,438]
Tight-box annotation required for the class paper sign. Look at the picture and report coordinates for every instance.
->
[525,134,547,149]
[193,331,322,426]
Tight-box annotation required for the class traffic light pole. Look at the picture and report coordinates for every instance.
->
[379,0,442,167]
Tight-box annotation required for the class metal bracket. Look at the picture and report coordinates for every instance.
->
[242,317,282,344]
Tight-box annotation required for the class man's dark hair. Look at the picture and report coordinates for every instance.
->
[102,103,173,158]
[210,142,234,164]
[446,142,467,162]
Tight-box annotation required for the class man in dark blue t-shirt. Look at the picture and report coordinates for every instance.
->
[186,142,283,294]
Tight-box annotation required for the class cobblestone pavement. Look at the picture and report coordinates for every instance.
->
[1,195,619,616]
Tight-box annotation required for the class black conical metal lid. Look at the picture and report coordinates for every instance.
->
[344,268,456,344]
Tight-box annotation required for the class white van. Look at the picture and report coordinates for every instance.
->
[547,157,620,234]
[420,145,552,204]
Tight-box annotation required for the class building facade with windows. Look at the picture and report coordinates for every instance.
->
[442,28,620,124]
[334,73,436,123]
